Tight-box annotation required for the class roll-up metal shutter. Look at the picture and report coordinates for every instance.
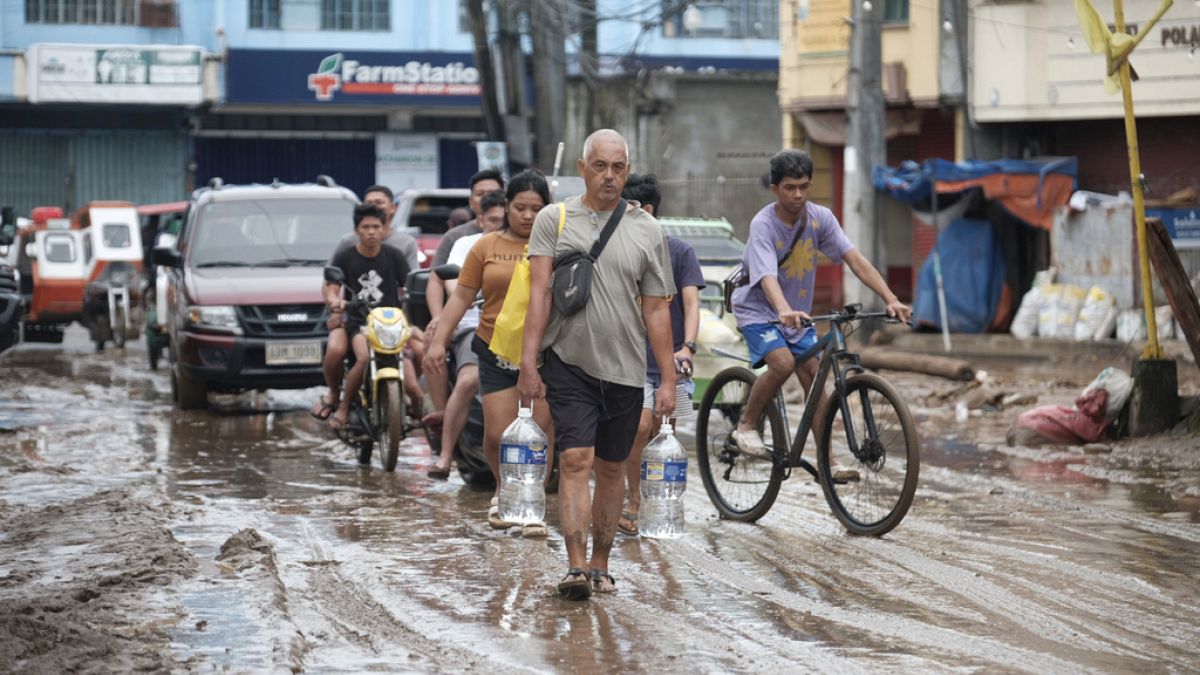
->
[0,131,186,215]
[71,132,188,208]
[0,133,70,215]
[194,137,374,197]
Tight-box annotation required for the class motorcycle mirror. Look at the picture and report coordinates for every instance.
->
[0,207,15,247]
[324,266,345,284]
[433,264,461,281]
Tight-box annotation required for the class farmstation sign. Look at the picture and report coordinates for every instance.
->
[226,49,482,106]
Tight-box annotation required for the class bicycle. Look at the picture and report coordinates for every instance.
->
[696,303,919,536]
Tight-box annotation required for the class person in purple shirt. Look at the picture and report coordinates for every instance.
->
[618,173,706,536]
[731,150,912,458]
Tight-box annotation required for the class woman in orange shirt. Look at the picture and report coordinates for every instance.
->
[424,169,554,536]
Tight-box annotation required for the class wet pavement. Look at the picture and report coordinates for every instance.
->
[2,327,1199,673]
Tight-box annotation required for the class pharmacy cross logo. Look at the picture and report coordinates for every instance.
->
[307,53,343,100]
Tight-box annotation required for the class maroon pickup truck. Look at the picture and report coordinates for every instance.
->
[154,177,357,409]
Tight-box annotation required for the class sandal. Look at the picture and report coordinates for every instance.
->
[618,510,639,536]
[309,395,337,420]
[521,521,548,538]
[426,465,451,481]
[488,496,515,530]
[590,568,617,594]
[557,568,592,601]
[328,410,349,432]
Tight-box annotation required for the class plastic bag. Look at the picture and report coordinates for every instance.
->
[489,249,532,365]
[1093,306,1118,340]
[1080,366,1133,420]
[1011,286,1042,340]
[1116,309,1147,342]
[1155,305,1174,341]
[1037,284,1062,338]
[1074,286,1115,342]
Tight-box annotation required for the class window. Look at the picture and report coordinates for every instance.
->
[102,224,132,248]
[321,0,389,31]
[662,0,779,39]
[26,0,137,25]
[44,234,78,264]
[249,0,281,29]
[883,0,908,24]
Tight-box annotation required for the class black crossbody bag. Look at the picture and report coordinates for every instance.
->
[551,200,626,317]
[722,213,808,314]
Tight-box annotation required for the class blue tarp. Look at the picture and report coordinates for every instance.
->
[913,218,1006,333]
[872,157,1078,206]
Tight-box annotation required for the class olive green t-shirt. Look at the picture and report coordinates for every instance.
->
[528,196,675,388]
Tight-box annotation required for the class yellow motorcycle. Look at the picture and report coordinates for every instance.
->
[325,266,412,471]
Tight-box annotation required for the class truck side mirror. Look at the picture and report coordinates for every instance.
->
[152,244,182,267]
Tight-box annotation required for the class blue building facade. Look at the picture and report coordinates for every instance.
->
[0,1,779,214]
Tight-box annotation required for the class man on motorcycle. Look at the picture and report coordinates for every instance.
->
[323,204,412,431]
[314,185,420,421]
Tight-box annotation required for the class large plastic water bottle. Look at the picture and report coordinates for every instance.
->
[640,420,687,539]
[498,405,548,524]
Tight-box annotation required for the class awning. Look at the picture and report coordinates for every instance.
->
[793,109,925,146]
[872,157,1078,231]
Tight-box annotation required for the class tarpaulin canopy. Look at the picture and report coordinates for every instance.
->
[872,157,1078,230]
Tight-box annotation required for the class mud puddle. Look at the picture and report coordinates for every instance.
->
[3,328,1200,672]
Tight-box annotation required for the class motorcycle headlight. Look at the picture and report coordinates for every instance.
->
[186,305,242,334]
[372,319,406,349]
[109,270,129,286]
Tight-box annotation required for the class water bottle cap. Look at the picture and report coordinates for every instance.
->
[517,406,533,418]
[659,420,673,435]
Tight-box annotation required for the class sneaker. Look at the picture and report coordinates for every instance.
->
[731,429,772,460]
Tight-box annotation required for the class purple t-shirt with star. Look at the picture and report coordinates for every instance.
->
[732,201,854,338]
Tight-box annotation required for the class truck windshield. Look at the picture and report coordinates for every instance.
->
[190,198,354,268]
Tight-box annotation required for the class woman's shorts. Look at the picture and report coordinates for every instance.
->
[472,335,520,396]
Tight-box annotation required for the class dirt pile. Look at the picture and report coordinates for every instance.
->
[0,488,196,673]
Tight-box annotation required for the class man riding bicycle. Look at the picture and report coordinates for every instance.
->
[730,150,911,458]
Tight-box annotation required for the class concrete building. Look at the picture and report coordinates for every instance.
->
[1,1,784,223]
[777,0,960,304]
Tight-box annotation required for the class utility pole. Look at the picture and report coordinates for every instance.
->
[843,0,886,307]
[579,0,599,132]
[529,0,567,171]
[467,0,504,143]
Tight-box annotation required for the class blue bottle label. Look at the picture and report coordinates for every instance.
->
[501,443,546,465]
[642,460,687,482]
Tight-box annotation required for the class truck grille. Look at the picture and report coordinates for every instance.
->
[237,304,327,338]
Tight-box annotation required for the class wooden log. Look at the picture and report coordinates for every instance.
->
[1146,217,1200,365]
[859,348,976,381]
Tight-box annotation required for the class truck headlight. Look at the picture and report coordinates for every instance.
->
[186,305,242,334]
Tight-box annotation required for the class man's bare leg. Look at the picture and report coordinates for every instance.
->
[736,347,795,438]
[621,409,654,532]
[589,455,625,590]
[558,446,595,570]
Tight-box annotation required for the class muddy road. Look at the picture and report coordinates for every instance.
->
[2,328,1198,673]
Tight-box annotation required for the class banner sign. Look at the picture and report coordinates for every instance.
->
[1146,207,1200,249]
[475,141,508,176]
[375,133,439,193]
[227,49,481,106]
[27,43,204,104]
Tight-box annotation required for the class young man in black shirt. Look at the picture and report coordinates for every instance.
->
[324,204,411,431]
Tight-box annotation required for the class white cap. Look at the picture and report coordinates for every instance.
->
[518,405,533,418]
[659,420,673,435]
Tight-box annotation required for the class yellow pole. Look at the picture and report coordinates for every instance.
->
[1114,0,1163,359]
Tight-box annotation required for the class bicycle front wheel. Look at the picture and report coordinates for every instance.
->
[817,373,919,536]
[696,367,786,522]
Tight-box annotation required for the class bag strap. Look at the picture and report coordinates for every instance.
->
[587,199,626,260]
[557,203,566,233]
[776,208,808,265]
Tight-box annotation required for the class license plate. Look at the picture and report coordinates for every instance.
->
[265,341,322,366]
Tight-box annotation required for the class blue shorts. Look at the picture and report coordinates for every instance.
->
[740,323,819,369]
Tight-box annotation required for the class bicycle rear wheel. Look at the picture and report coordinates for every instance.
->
[817,373,919,536]
[696,367,786,522]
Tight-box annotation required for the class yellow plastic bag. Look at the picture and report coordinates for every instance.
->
[490,204,566,364]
